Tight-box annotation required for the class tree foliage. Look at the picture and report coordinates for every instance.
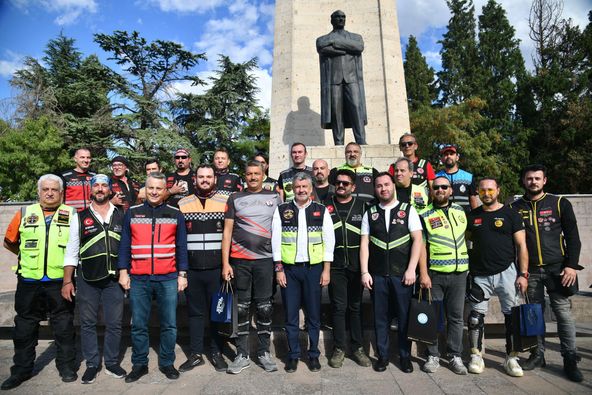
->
[403,35,436,111]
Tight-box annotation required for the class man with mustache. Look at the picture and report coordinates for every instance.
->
[389,133,435,189]
[435,144,478,214]
[392,157,430,211]
[329,142,377,203]
[312,159,334,202]
[166,148,196,207]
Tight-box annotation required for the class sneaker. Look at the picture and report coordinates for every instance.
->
[227,354,251,374]
[521,352,546,371]
[329,347,345,368]
[105,364,127,379]
[468,350,485,374]
[503,353,524,377]
[81,366,98,384]
[211,352,228,372]
[422,355,440,373]
[258,352,278,372]
[449,356,468,375]
[352,347,371,367]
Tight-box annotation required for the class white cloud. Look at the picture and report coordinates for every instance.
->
[0,51,24,78]
[251,67,272,109]
[146,0,226,13]
[10,0,97,25]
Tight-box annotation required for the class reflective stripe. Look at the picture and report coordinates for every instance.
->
[428,234,457,249]
[333,222,342,230]
[131,244,175,249]
[281,236,298,243]
[309,236,323,244]
[345,223,361,235]
[131,252,175,259]
[388,234,410,249]
[187,233,223,242]
[187,242,222,251]
[370,236,387,249]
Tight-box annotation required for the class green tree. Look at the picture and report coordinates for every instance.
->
[403,35,436,111]
[438,0,482,105]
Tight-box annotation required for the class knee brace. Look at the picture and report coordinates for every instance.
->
[237,302,251,335]
[468,310,485,351]
[255,301,273,333]
[467,281,486,304]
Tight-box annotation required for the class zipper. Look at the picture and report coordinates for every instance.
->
[44,222,50,278]
[333,197,356,268]
[446,209,459,271]
[151,207,156,275]
[531,199,544,266]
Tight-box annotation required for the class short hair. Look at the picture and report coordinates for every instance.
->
[478,177,499,187]
[145,158,160,168]
[290,142,307,153]
[214,147,229,156]
[375,171,395,184]
[196,164,215,173]
[73,147,91,157]
[146,172,166,183]
[398,133,417,144]
[334,169,356,184]
[432,176,451,186]
[521,164,547,179]
[345,142,361,151]
[253,152,269,163]
[293,171,313,186]
[331,9,345,19]
[394,156,414,173]
[38,174,63,193]
[245,159,264,172]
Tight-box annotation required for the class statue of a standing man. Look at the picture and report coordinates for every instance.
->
[316,10,367,146]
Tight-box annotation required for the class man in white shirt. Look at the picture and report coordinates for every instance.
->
[62,174,127,384]
[360,172,423,373]
[272,172,335,373]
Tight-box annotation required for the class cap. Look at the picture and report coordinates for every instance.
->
[174,148,190,157]
[111,155,129,167]
[91,174,110,187]
[440,144,458,155]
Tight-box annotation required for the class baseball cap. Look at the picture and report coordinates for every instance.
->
[111,155,129,167]
[440,144,458,155]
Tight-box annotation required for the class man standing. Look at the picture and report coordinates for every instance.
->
[1,175,77,390]
[137,158,162,202]
[222,160,281,374]
[117,172,189,382]
[324,169,370,368]
[329,142,377,203]
[360,172,423,373]
[466,178,528,377]
[392,157,429,211]
[278,142,313,202]
[312,159,334,202]
[62,174,127,383]
[213,147,243,193]
[418,176,469,375]
[60,147,95,212]
[389,133,435,189]
[110,156,140,212]
[510,164,583,382]
[178,165,228,373]
[435,144,478,213]
[253,152,278,192]
[316,10,367,145]
[272,173,334,373]
[166,148,195,207]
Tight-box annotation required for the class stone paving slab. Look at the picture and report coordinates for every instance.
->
[0,334,590,394]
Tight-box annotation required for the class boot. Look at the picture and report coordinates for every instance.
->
[563,352,583,382]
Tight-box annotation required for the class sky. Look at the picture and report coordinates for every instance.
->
[0,0,589,118]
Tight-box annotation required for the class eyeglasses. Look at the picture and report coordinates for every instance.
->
[175,156,188,160]
[399,141,415,148]
[335,180,352,186]
[478,188,496,194]
[432,185,449,191]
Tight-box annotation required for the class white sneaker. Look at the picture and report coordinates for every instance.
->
[422,355,440,373]
[449,356,468,375]
[503,353,524,377]
[468,349,485,374]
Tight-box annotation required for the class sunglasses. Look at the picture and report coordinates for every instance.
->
[335,180,352,186]
[432,185,449,191]
[479,188,496,194]
[399,141,415,147]
[175,156,188,159]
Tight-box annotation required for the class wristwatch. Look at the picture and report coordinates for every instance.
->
[274,263,284,273]
[518,272,529,279]
[178,271,187,278]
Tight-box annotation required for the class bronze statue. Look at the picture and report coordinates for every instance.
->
[316,10,367,145]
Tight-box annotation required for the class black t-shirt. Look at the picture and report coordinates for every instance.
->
[166,172,196,207]
[467,205,524,276]
[314,185,333,203]
[396,185,411,205]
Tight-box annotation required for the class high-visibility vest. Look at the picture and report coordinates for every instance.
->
[18,203,74,280]
[336,164,376,203]
[278,201,325,264]
[324,197,365,269]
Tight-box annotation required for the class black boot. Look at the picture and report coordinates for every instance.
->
[522,352,546,371]
[563,352,583,382]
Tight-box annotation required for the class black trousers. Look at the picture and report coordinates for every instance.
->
[12,279,75,376]
[328,267,364,351]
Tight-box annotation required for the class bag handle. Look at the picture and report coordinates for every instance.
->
[222,279,234,295]
[418,288,432,304]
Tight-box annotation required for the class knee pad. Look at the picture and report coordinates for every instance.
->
[467,282,486,304]
[256,301,273,322]
[468,310,485,330]
[237,302,251,321]
[468,310,485,351]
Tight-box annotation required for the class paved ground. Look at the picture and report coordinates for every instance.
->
[0,331,591,394]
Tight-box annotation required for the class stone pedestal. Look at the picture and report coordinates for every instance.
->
[269,0,410,177]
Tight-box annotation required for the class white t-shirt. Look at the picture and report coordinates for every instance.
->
[361,199,422,235]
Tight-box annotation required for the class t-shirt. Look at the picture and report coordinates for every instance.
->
[467,205,524,276]
[225,190,281,260]
[166,172,196,207]
[314,184,333,202]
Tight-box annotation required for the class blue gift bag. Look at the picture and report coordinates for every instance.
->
[211,281,233,324]
[519,303,545,337]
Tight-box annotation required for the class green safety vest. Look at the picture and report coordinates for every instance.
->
[409,183,430,211]
[278,201,325,264]
[419,203,468,272]
[336,164,376,202]
[18,203,74,280]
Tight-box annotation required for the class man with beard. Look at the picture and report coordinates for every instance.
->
[391,157,429,211]
[222,160,281,374]
[62,174,126,384]
[510,164,583,382]
[60,148,96,212]
[177,165,228,373]
[418,176,469,375]
[324,169,370,369]
[312,159,334,202]
[435,144,478,213]
[389,133,435,189]
[167,149,195,207]
[360,172,423,373]
[253,152,278,192]
[213,147,243,193]
[109,156,140,212]
[278,142,313,202]
[272,172,334,373]
[466,178,528,377]
[329,142,377,203]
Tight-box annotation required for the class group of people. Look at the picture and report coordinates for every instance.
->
[1,135,584,390]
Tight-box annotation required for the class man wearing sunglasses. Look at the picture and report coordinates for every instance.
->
[329,142,378,203]
[389,133,435,189]
[435,144,478,214]
[166,148,196,207]
[418,176,469,375]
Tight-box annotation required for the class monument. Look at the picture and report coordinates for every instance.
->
[269,0,410,177]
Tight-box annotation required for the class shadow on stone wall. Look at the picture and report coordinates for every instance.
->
[282,96,325,147]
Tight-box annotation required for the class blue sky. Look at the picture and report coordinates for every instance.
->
[0,0,589,118]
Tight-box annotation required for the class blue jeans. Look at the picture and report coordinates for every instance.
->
[129,277,178,367]
[77,277,124,367]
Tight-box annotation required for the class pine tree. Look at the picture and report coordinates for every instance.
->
[403,35,436,111]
